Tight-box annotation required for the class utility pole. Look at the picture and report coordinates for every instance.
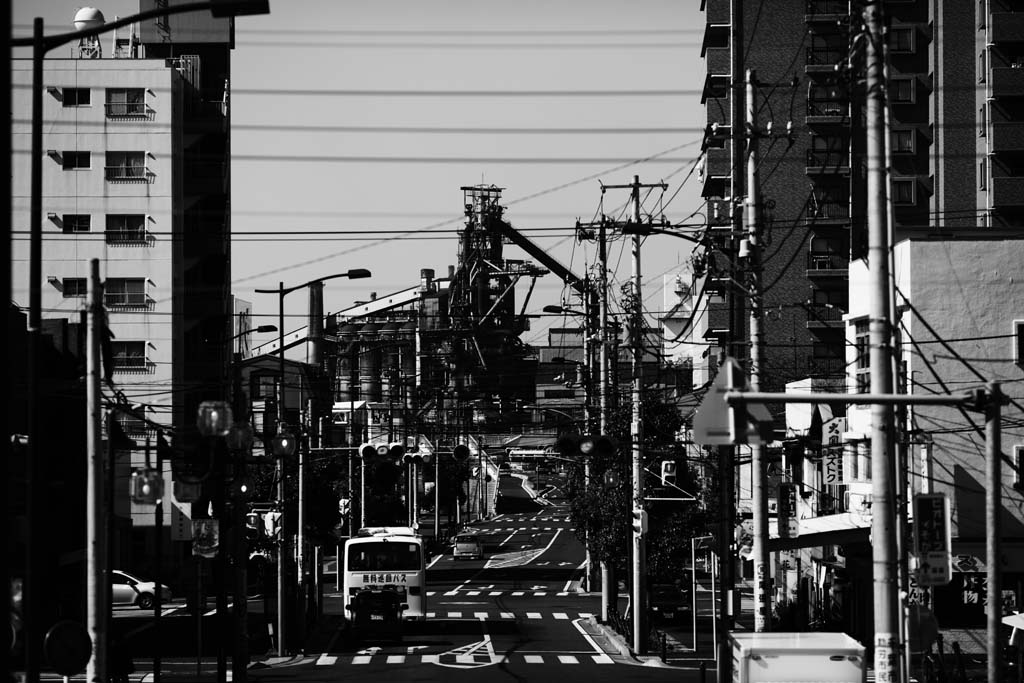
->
[985,382,1003,683]
[601,175,667,655]
[865,3,900,682]
[86,259,107,683]
[744,69,770,633]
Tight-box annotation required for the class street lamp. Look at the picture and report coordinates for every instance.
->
[254,268,370,656]
[11,4,271,683]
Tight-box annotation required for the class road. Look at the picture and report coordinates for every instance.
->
[56,470,714,682]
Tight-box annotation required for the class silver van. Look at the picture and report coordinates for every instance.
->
[452,532,484,561]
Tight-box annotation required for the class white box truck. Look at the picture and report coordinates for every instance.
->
[729,631,867,683]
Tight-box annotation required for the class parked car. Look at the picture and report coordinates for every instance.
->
[111,570,171,610]
[452,532,484,561]
[648,582,691,622]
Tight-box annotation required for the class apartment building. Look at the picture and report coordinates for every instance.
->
[11,5,235,576]
[679,0,1024,639]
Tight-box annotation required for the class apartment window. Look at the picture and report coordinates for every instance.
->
[979,51,987,83]
[854,319,870,393]
[105,152,147,181]
[62,278,87,298]
[979,104,987,137]
[104,277,147,307]
[980,158,987,191]
[105,88,146,117]
[890,77,915,104]
[892,178,916,205]
[888,27,914,54]
[62,214,91,233]
[62,87,90,107]
[106,214,147,244]
[62,151,90,170]
[253,375,277,400]
[111,341,147,371]
[892,129,915,154]
[542,389,576,399]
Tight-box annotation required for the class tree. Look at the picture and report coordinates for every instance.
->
[566,391,712,585]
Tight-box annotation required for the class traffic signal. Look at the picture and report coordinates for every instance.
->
[388,442,406,461]
[557,434,617,458]
[263,511,282,539]
[130,467,163,505]
[453,444,471,462]
[632,507,648,536]
[403,450,424,465]
[660,460,678,488]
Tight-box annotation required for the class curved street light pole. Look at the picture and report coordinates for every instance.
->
[12,5,270,683]
[254,268,370,656]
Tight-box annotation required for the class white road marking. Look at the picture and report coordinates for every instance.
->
[558,655,579,664]
[525,655,544,664]
[553,612,569,620]
[527,612,542,619]
[352,655,372,664]
[315,655,336,665]
[386,655,405,664]
[592,654,614,664]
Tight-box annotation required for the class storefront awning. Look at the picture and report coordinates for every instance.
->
[767,512,871,552]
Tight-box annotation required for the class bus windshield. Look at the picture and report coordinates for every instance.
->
[347,541,421,572]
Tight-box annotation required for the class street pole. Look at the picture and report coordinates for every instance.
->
[745,69,770,633]
[86,260,107,683]
[275,283,287,656]
[598,216,613,623]
[629,176,647,655]
[865,3,900,681]
[986,383,1003,683]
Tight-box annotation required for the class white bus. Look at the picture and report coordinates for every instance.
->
[341,526,426,623]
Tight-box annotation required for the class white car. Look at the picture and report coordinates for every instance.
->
[111,570,171,610]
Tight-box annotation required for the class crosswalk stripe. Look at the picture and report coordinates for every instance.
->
[467,591,481,596]
[489,591,502,596]
[474,612,488,619]
[592,654,613,664]
[352,655,371,665]
[553,613,569,620]
[315,655,337,665]
[511,591,525,596]
[386,655,405,664]
[421,654,439,664]
[527,612,542,619]
[525,655,544,664]
[558,655,579,664]
[500,611,515,619]
[447,611,462,618]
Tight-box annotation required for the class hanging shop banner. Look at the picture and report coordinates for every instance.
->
[914,493,951,586]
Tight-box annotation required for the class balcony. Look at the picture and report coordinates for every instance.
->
[804,302,846,329]
[806,98,849,126]
[702,73,730,104]
[991,13,1024,44]
[992,67,1024,100]
[991,121,1024,154]
[805,0,849,23]
[805,354,846,377]
[992,176,1024,208]
[808,200,850,221]
[104,165,152,183]
[805,46,847,74]
[104,102,154,119]
[104,291,153,309]
[105,228,151,246]
[806,149,850,173]
[701,147,731,198]
[806,251,849,276]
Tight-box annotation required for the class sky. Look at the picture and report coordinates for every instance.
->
[13,0,707,347]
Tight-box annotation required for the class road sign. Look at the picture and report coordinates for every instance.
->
[692,357,774,446]
[914,493,951,586]
[778,482,799,538]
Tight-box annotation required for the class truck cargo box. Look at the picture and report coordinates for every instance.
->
[729,631,866,683]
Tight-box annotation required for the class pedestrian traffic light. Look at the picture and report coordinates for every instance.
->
[271,430,297,458]
[263,511,282,539]
[453,444,471,462]
[632,507,648,536]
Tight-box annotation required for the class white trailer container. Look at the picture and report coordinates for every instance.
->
[729,631,866,683]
